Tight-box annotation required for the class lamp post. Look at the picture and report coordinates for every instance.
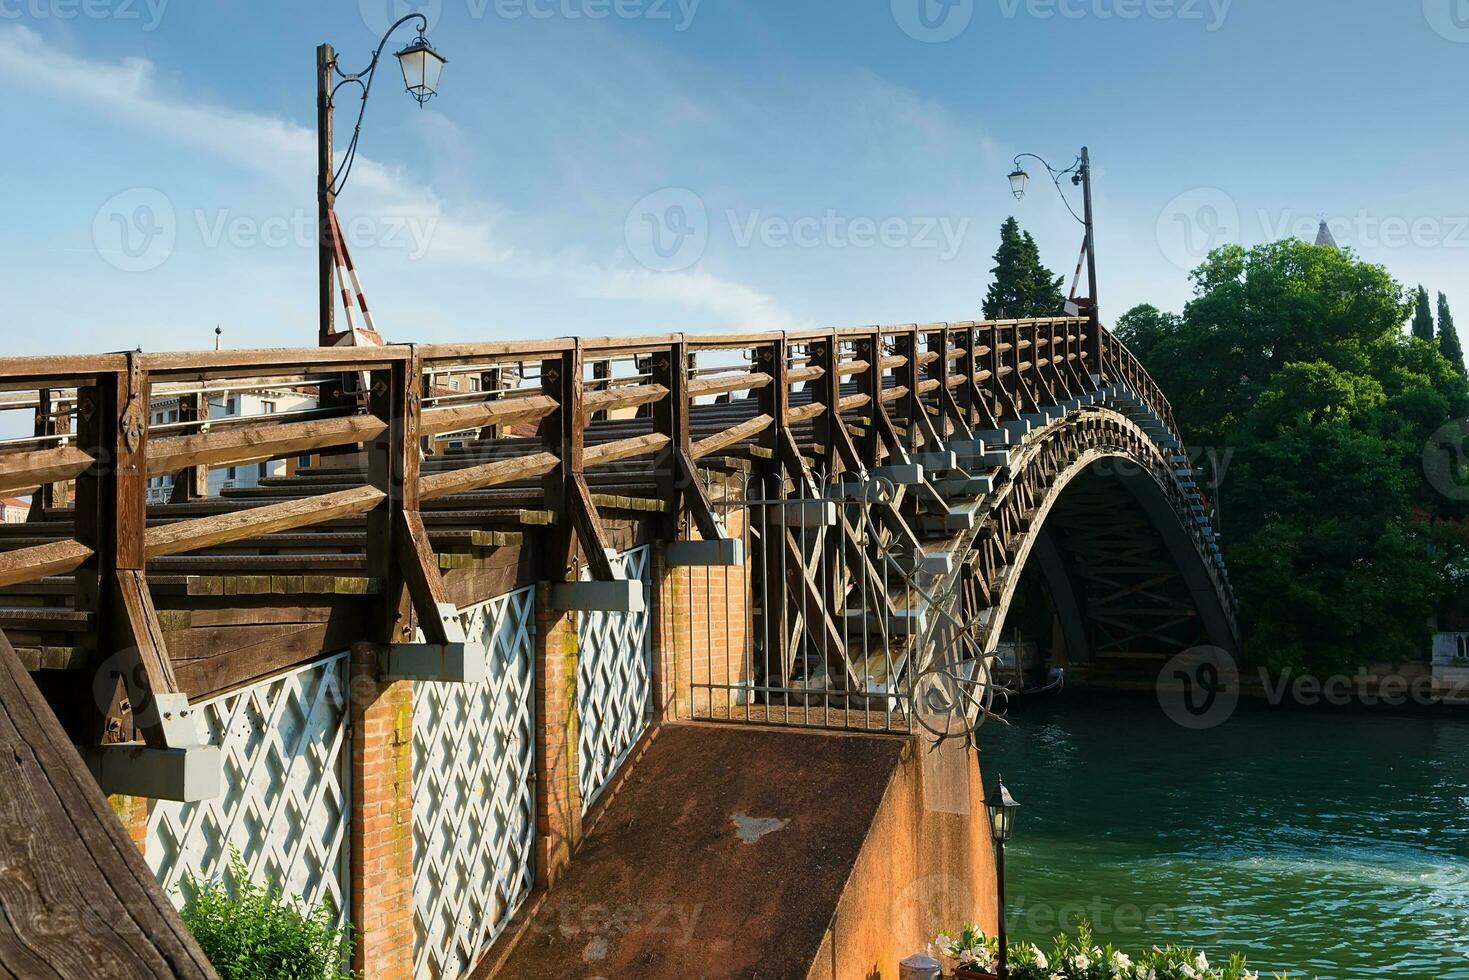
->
[985,776,1020,979]
[316,16,447,346]
[1007,147,1100,370]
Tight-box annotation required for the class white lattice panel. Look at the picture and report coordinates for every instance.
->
[413,587,537,979]
[577,545,653,811]
[146,652,351,920]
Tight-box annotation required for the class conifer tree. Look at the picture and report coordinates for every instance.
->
[1439,291,1466,376]
[982,217,1065,320]
[1412,285,1435,341]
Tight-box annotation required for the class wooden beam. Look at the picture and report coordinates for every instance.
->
[584,432,671,468]
[0,628,217,977]
[147,414,384,475]
[144,485,384,559]
[0,539,93,588]
[583,384,668,415]
[421,393,557,436]
[397,510,458,646]
[419,451,560,500]
[688,372,772,398]
[0,446,92,496]
[691,414,772,458]
[110,569,181,749]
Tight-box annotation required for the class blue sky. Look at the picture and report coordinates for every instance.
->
[1,0,1466,357]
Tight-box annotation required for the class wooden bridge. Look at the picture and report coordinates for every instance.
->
[0,316,1235,974]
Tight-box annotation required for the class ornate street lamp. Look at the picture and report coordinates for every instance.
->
[985,776,1021,979]
[1007,166,1029,200]
[1006,147,1099,329]
[316,15,448,345]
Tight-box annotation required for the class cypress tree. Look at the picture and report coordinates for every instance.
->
[982,217,1065,321]
[1439,291,1466,376]
[1412,285,1435,341]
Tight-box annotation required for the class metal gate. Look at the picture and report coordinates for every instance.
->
[412,586,537,979]
[577,545,653,811]
[146,651,352,920]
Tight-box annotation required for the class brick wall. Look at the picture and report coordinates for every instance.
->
[349,644,414,980]
[660,506,752,721]
[534,590,584,885]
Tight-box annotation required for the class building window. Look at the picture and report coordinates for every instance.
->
[261,400,276,415]
[226,397,238,415]
[226,466,237,481]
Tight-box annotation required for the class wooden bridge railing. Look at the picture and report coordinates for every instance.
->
[0,317,1148,760]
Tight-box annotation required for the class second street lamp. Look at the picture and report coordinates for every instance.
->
[316,15,448,346]
[1006,146,1100,337]
[985,776,1021,980]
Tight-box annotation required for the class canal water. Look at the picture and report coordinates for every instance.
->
[978,693,1469,979]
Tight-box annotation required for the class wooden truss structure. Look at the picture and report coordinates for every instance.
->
[0,318,1236,787]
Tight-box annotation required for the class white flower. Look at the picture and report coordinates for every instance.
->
[1111,950,1133,974]
[1180,966,1198,980]
[1072,953,1092,970]
[1049,974,1065,980]
[1034,948,1048,969]
[1195,952,1210,972]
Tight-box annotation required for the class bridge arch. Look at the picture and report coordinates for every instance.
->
[958,406,1238,665]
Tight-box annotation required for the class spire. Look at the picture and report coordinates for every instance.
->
[1315,218,1339,250]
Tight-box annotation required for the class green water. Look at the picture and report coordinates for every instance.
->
[978,695,1469,979]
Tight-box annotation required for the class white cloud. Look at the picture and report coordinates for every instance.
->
[0,25,797,330]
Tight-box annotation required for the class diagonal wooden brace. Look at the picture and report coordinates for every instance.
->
[384,509,486,683]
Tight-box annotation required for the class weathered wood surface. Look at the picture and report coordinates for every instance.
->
[0,627,217,978]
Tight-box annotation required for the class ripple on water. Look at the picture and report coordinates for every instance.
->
[981,696,1469,980]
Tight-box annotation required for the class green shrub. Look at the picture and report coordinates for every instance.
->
[179,853,354,980]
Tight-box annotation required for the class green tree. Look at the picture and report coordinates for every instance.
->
[1412,284,1435,341]
[1439,291,1465,377]
[1118,239,1469,672]
[981,217,1064,320]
